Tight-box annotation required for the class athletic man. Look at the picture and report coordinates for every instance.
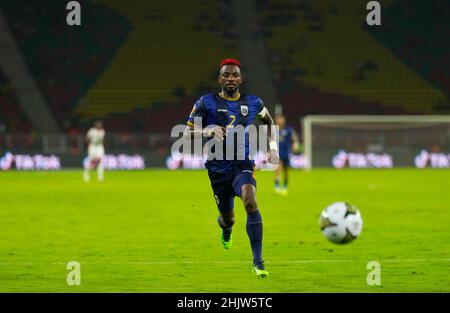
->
[274,114,300,195]
[183,58,279,278]
[83,120,105,182]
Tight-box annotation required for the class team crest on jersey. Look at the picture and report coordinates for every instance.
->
[240,105,249,116]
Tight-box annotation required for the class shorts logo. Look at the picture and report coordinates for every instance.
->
[242,170,252,173]
[240,105,248,116]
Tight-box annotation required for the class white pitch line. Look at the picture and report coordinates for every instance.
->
[0,258,449,266]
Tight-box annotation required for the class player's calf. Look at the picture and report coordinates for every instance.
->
[218,213,234,249]
[241,184,264,268]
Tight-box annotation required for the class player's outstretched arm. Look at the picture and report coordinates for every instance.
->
[291,128,301,153]
[257,108,279,164]
[183,124,228,141]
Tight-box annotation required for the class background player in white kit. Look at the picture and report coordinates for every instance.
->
[83,121,105,182]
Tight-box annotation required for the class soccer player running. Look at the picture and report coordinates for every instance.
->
[274,114,300,196]
[83,120,105,182]
[183,59,279,278]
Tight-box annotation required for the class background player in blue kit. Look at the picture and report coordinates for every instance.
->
[183,58,279,278]
[274,114,300,196]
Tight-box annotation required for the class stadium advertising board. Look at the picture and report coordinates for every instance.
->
[3,151,450,170]
[326,150,450,169]
[332,150,393,169]
[414,150,450,169]
[0,151,61,170]
[0,152,145,170]
[166,152,307,170]
[82,154,145,170]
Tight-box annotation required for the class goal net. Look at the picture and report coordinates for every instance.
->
[302,115,450,169]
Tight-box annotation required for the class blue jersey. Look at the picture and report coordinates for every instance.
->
[187,93,265,173]
[279,127,293,159]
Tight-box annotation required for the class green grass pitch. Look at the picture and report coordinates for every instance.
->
[0,169,449,292]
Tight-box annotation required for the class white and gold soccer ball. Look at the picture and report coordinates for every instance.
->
[319,202,363,244]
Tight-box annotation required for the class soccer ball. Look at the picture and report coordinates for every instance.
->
[319,202,363,244]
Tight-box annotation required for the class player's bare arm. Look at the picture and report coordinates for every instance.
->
[257,109,280,164]
[183,124,228,141]
[291,128,300,152]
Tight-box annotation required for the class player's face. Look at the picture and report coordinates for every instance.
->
[275,116,286,127]
[218,65,242,94]
[95,122,103,129]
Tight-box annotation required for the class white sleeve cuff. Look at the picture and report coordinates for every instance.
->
[269,140,278,151]
[257,107,268,118]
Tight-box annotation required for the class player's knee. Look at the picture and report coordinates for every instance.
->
[244,198,258,214]
[223,216,235,227]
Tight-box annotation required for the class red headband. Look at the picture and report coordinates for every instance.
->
[219,58,241,68]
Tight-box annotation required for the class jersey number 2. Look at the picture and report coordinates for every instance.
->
[228,115,236,128]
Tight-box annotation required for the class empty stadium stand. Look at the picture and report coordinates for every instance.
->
[0,69,33,133]
[0,0,448,135]
[1,0,131,131]
[257,0,449,127]
[75,0,238,129]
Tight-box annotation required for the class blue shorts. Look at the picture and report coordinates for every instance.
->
[207,161,256,213]
[280,155,290,167]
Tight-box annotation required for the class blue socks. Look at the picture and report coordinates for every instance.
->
[246,210,263,264]
[218,211,264,264]
[275,179,288,188]
[218,216,232,241]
